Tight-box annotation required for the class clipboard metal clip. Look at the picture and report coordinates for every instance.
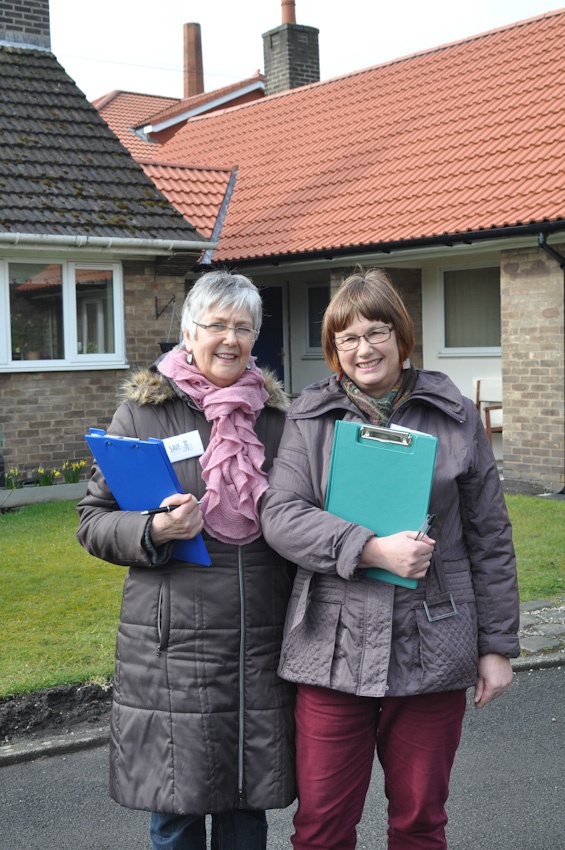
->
[360,425,412,447]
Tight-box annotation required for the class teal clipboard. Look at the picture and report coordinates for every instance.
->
[84,428,211,566]
[325,421,437,588]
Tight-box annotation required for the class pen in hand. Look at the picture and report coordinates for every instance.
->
[415,513,436,541]
[141,500,202,516]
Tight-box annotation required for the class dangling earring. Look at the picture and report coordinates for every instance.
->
[186,351,193,366]
[246,360,252,370]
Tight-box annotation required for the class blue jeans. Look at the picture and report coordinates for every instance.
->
[150,810,268,850]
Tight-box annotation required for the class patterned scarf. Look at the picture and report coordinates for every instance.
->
[158,349,269,544]
[340,362,417,426]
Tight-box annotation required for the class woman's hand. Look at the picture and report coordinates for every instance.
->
[148,494,204,546]
[358,531,435,581]
[473,654,514,708]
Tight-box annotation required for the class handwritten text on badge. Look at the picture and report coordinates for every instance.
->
[162,431,205,463]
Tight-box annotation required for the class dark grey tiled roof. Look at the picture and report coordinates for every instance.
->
[0,46,207,243]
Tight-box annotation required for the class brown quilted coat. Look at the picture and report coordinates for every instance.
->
[261,370,520,698]
[76,363,296,815]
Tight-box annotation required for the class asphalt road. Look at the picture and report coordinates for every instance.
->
[1,667,563,850]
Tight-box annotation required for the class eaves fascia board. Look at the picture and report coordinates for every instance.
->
[202,221,565,271]
[143,81,265,133]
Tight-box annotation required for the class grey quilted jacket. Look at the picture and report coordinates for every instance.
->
[261,370,520,698]
[77,363,296,815]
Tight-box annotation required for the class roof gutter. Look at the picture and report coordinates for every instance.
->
[198,221,565,269]
[0,232,216,254]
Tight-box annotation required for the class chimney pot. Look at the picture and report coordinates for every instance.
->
[281,0,296,25]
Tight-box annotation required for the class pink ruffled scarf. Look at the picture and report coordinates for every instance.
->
[158,349,269,544]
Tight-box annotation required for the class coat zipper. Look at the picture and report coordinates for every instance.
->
[237,545,245,806]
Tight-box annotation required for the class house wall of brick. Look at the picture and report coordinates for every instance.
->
[501,244,565,489]
[123,260,186,368]
[0,262,187,480]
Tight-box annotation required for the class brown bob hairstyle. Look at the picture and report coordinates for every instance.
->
[321,267,415,374]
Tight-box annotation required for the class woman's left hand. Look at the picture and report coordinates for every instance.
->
[358,531,435,581]
[473,653,514,708]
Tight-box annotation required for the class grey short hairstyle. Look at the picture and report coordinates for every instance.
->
[179,270,263,347]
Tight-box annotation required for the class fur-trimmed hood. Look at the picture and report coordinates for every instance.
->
[119,360,290,413]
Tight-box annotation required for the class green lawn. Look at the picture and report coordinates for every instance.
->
[0,496,563,698]
[505,494,564,601]
[1,501,125,698]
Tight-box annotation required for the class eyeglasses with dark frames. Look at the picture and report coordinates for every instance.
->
[193,321,258,341]
[334,325,393,351]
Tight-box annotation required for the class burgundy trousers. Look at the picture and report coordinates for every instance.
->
[292,684,467,850]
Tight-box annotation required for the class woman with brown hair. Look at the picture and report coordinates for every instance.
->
[261,267,519,850]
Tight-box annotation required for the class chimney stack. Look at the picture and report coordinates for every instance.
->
[0,0,51,50]
[183,23,204,99]
[262,1,320,96]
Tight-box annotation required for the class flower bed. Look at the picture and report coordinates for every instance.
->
[0,482,88,509]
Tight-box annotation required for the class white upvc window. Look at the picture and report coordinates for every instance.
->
[0,259,125,371]
[440,266,501,356]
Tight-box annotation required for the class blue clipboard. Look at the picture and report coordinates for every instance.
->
[84,428,211,566]
[325,421,437,588]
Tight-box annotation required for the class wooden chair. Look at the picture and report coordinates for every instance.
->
[475,378,503,445]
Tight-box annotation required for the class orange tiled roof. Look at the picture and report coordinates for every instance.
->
[160,10,565,262]
[93,90,178,157]
[15,266,112,291]
[138,160,235,239]
[146,72,264,127]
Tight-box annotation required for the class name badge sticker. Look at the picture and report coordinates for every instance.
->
[162,431,205,463]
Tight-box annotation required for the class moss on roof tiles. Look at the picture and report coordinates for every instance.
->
[0,45,205,242]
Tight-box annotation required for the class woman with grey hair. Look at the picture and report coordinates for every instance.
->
[77,270,296,850]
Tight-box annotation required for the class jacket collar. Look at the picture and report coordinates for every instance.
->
[289,370,467,423]
[119,357,289,413]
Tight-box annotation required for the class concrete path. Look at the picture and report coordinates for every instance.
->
[1,667,563,850]
[2,596,564,768]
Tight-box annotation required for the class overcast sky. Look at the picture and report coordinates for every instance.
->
[49,0,564,102]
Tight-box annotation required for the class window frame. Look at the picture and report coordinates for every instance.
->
[303,282,330,358]
[0,258,126,372]
[438,264,502,358]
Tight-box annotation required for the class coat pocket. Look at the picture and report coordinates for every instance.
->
[415,600,478,692]
[279,597,342,688]
[157,574,171,655]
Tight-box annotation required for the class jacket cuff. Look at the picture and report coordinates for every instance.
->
[478,633,521,659]
[336,525,375,581]
[142,517,174,566]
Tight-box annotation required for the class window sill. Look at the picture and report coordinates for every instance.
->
[438,347,501,358]
[0,362,130,373]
